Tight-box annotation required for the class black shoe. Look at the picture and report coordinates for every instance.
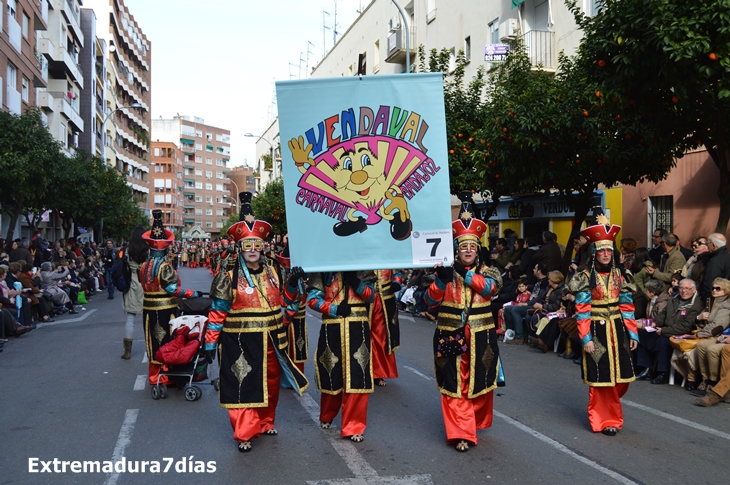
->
[107,295,114,300]
[563,351,577,360]
[650,372,668,384]
[333,217,367,237]
[573,357,582,365]
[69,309,79,315]
[685,380,699,392]
[636,368,652,380]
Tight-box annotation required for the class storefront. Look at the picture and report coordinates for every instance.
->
[471,188,623,246]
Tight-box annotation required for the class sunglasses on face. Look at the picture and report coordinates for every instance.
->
[240,239,263,252]
[712,286,723,291]
[459,242,478,252]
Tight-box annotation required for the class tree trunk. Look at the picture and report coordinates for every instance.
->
[560,193,592,275]
[711,101,730,234]
[3,211,20,252]
[62,214,73,240]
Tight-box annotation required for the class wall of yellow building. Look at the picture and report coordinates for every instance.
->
[603,187,623,243]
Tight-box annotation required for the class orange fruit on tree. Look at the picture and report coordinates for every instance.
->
[598,60,606,67]
[672,96,679,104]
[449,149,454,154]
[709,52,718,61]
[595,91,601,98]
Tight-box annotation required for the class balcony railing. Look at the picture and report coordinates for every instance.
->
[521,30,555,69]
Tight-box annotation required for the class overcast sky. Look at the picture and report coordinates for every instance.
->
[123,0,369,167]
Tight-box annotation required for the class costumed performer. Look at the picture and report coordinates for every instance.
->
[307,270,375,443]
[370,269,403,386]
[140,210,199,385]
[568,195,638,436]
[205,192,308,453]
[426,191,503,452]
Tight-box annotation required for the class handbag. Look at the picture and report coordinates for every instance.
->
[669,335,705,352]
[558,316,578,337]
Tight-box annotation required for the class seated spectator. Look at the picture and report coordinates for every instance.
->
[531,231,562,273]
[9,238,33,266]
[8,263,53,323]
[505,238,525,269]
[690,279,730,395]
[518,237,541,284]
[568,235,591,279]
[619,238,638,270]
[700,233,730,302]
[645,233,686,284]
[497,277,531,335]
[490,238,512,273]
[503,263,549,344]
[636,278,703,384]
[528,271,566,352]
[681,236,710,285]
[695,332,730,406]
[39,262,77,314]
[640,279,670,327]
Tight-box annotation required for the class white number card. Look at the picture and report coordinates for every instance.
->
[411,229,453,266]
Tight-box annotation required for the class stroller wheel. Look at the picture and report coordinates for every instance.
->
[185,386,199,401]
[151,386,160,400]
[194,387,203,400]
[159,385,167,399]
[212,378,220,391]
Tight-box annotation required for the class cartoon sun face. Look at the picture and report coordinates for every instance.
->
[332,141,387,206]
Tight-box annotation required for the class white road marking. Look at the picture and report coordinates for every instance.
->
[296,392,433,485]
[35,309,97,327]
[402,365,432,381]
[142,352,148,363]
[133,375,146,391]
[622,399,730,441]
[103,409,139,485]
[495,411,639,485]
[403,366,637,484]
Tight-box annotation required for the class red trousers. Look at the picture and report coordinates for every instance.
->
[227,340,281,442]
[371,297,398,380]
[320,391,369,437]
[148,363,170,386]
[588,383,629,432]
[441,326,494,445]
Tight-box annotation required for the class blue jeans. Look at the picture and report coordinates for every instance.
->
[105,268,115,297]
[503,305,530,338]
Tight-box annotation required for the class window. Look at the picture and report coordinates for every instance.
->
[205,170,212,178]
[154,147,160,157]
[195,195,202,202]
[648,195,673,240]
[195,143,202,151]
[205,183,212,190]
[195,182,203,189]
[448,47,456,73]
[195,156,202,163]
[7,0,17,18]
[195,208,202,215]
[206,158,212,165]
[196,220,203,226]
[7,63,17,88]
[206,221,212,228]
[216,159,223,166]
[488,19,499,45]
[427,0,436,22]
[216,221,223,229]
[585,0,604,17]
[216,197,223,203]
[195,169,202,176]
[216,183,224,191]
[22,13,29,38]
[21,76,28,101]
[205,196,212,203]
[464,36,471,62]
[206,132,212,140]
[216,209,224,216]
[195,129,202,137]
[205,209,212,216]
[373,40,380,73]
[216,172,223,179]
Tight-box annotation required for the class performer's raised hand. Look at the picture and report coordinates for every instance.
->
[288,266,306,286]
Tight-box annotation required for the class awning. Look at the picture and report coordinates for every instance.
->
[184,165,194,169]
[184,179,195,183]
[512,0,524,7]
[206,144,213,150]
[180,138,195,145]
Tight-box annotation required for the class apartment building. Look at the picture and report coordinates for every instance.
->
[1,0,48,115]
[152,116,232,237]
[76,7,104,157]
[150,141,183,230]
[226,165,256,201]
[86,0,151,211]
[251,119,280,193]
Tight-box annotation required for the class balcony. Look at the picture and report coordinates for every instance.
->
[38,38,84,88]
[6,87,21,115]
[57,0,84,46]
[521,30,555,70]
[385,25,417,65]
[7,15,22,53]
[59,96,84,132]
[37,91,55,112]
[216,146,231,156]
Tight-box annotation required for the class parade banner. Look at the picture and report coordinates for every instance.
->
[276,73,453,272]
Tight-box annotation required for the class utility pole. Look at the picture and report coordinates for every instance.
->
[322,11,331,57]
[305,41,315,78]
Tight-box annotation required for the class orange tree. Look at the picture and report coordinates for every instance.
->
[566,0,730,231]
[251,179,287,236]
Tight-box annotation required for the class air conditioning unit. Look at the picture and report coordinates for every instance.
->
[499,18,519,41]
[388,17,400,32]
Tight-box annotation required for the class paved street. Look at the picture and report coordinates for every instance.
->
[1,267,728,485]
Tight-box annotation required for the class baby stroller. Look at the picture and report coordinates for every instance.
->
[151,295,214,401]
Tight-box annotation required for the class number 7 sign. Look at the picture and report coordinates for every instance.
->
[411,229,453,266]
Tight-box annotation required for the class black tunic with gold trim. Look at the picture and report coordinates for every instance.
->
[205,262,308,408]
[373,270,402,353]
[426,264,502,398]
[306,272,376,395]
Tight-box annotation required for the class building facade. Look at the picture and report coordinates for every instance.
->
[251,119,280,193]
[150,141,183,230]
[87,0,151,211]
[1,0,49,116]
[152,116,232,237]
[226,165,256,200]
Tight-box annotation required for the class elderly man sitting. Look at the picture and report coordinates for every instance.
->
[636,278,704,384]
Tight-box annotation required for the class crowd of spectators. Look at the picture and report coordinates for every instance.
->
[0,234,117,353]
[395,226,730,408]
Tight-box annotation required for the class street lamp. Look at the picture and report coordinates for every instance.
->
[101,102,143,160]
[224,195,239,213]
[244,133,277,181]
